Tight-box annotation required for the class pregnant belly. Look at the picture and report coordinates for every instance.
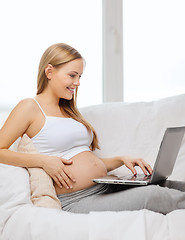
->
[55,151,107,195]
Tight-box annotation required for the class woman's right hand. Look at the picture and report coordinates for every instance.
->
[41,156,76,189]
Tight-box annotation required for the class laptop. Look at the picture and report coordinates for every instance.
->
[93,126,185,186]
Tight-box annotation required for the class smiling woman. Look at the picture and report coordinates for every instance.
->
[1,42,185,215]
[44,60,82,100]
[36,43,83,102]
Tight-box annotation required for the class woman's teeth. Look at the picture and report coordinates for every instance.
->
[67,87,75,93]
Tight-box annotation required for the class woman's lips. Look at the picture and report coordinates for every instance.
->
[67,87,75,94]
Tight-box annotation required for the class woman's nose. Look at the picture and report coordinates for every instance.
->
[74,78,80,86]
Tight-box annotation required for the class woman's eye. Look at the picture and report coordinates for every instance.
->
[69,74,75,78]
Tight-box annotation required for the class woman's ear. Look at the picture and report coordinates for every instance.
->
[45,64,53,80]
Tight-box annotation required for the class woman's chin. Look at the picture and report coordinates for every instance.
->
[61,94,73,100]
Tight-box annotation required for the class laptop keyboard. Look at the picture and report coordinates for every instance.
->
[119,174,152,181]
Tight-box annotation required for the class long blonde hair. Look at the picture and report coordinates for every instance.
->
[37,43,100,151]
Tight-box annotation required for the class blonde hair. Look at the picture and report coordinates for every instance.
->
[37,43,100,151]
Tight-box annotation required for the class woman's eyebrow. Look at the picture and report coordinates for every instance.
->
[71,71,82,76]
[71,71,79,75]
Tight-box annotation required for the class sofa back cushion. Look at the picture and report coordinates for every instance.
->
[80,94,185,180]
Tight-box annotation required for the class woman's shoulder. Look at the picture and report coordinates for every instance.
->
[18,97,35,107]
[13,98,38,116]
[1,98,38,137]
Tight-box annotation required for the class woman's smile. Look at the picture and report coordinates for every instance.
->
[67,87,75,94]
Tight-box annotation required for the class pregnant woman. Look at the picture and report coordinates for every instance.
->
[0,43,185,214]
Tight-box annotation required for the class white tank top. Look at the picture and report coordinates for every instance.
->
[31,99,93,160]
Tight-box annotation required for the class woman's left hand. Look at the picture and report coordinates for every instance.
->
[121,156,153,176]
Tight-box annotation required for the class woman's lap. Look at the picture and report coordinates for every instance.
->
[61,181,185,214]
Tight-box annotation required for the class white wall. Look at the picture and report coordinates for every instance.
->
[0,0,102,109]
[123,0,185,102]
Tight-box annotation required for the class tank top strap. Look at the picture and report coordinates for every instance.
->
[33,98,47,118]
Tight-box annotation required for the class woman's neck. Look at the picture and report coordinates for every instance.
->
[36,91,60,107]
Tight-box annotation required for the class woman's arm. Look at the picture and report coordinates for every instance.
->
[0,99,75,189]
[100,156,124,172]
[101,156,153,175]
[0,148,45,168]
[0,99,47,167]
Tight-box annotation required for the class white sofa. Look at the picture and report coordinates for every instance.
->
[1,94,185,240]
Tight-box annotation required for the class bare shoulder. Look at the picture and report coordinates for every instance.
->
[12,98,39,120]
[0,98,39,148]
[15,98,37,112]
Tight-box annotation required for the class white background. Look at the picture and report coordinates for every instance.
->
[0,0,102,110]
[123,0,185,102]
[1,0,185,110]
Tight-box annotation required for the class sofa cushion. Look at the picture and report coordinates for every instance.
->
[80,94,185,180]
[17,134,61,209]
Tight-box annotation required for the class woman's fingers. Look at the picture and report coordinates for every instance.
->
[57,169,74,189]
[43,156,76,189]
[56,173,71,189]
[56,166,75,189]
[53,176,63,189]
[63,166,76,183]
[143,162,153,175]
[126,162,137,175]
[59,158,76,188]
[135,159,153,175]
[57,173,72,189]
[53,172,73,190]
[62,158,73,165]
[136,160,148,175]
[124,157,153,176]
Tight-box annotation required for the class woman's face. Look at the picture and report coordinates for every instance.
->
[47,58,83,100]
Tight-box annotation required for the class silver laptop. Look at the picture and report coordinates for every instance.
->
[93,126,185,186]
